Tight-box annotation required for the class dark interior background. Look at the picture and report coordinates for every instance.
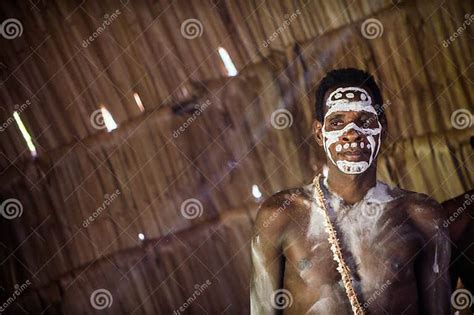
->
[0,0,472,313]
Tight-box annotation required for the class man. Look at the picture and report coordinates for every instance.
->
[250,68,451,314]
[442,190,474,309]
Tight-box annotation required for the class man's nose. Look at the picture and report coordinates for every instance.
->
[341,128,362,142]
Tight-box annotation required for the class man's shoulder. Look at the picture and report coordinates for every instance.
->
[396,187,442,212]
[255,184,313,227]
[262,184,312,206]
[377,180,442,210]
[377,181,445,226]
[384,185,446,236]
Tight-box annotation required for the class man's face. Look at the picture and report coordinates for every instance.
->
[316,85,384,175]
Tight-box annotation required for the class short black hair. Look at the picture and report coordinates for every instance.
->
[314,68,384,122]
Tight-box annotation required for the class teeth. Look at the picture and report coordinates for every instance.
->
[351,142,357,148]
[360,142,365,148]
[343,143,350,149]
[335,144,342,152]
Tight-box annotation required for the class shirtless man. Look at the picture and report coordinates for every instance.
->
[250,68,451,314]
[442,190,474,305]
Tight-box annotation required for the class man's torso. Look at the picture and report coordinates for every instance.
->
[277,179,427,314]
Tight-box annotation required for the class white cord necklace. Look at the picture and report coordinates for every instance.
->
[312,173,365,315]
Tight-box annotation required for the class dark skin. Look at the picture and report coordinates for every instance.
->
[442,190,474,296]
[250,85,451,314]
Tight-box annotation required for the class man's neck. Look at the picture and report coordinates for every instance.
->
[326,165,377,204]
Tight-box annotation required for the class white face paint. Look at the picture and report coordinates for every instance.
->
[321,87,382,174]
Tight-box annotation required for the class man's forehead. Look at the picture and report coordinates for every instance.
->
[323,85,377,117]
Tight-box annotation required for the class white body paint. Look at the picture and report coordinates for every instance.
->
[433,243,439,273]
[321,87,382,174]
[306,179,400,242]
[305,178,406,313]
[251,238,274,313]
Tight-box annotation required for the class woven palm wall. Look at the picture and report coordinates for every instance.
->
[0,0,472,313]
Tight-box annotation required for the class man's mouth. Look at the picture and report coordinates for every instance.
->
[335,142,370,161]
[343,149,365,161]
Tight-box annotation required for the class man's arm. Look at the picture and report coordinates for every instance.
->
[441,190,474,243]
[250,195,288,314]
[410,195,452,314]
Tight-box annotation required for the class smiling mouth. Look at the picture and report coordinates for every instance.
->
[343,150,365,161]
[334,142,372,161]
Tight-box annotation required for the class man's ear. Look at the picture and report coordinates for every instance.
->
[313,120,324,146]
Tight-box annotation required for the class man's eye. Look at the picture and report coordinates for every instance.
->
[361,115,376,124]
[330,121,343,127]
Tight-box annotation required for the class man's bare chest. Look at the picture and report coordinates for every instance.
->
[282,201,423,287]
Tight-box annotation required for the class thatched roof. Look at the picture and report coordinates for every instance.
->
[0,0,472,313]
